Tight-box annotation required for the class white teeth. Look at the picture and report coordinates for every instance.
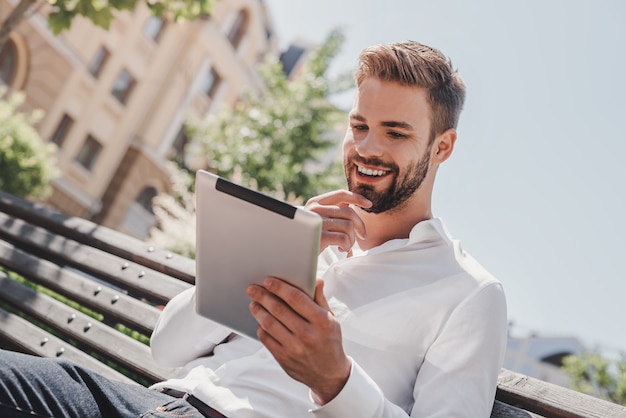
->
[357,166,387,177]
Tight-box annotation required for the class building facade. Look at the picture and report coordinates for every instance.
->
[504,335,585,387]
[0,0,277,239]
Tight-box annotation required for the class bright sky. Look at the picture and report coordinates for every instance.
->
[264,0,626,354]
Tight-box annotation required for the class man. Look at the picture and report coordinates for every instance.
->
[0,41,507,417]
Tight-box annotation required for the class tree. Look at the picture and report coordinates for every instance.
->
[149,162,197,259]
[150,29,352,256]
[187,28,350,203]
[0,0,214,51]
[562,352,626,405]
[0,89,58,199]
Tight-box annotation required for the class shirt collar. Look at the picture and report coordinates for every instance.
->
[351,217,451,257]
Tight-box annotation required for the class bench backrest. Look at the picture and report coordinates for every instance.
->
[0,189,193,385]
[1,190,624,417]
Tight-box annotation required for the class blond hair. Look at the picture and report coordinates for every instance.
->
[355,41,466,141]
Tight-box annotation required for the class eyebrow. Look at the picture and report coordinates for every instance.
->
[349,113,415,131]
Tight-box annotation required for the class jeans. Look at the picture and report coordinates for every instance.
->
[0,349,204,418]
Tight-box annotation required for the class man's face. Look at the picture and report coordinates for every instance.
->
[343,77,434,214]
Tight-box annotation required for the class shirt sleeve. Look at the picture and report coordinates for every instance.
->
[151,287,234,367]
[310,282,508,418]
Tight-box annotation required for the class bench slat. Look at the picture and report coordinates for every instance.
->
[497,369,626,417]
[0,212,190,304]
[0,238,170,335]
[0,275,178,384]
[491,400,543,417]
[0,190,195,283]
[0,305,135,384]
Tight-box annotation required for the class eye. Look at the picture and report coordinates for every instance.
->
[387,131,407,139]
[352,124,368,132]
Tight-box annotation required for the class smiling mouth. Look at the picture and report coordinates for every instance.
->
[357,165,389,177]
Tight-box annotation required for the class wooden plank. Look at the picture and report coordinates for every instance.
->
[491,400,544,417]
[0,190,195,283]
[0,238,175,335]
[0,212,190,304]
[497,368,626,418]
[0,306,135,384]
[0,275,179,384]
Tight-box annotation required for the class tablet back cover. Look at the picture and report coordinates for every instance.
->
[194,170,321,339]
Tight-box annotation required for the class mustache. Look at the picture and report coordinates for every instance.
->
[347,152,399,173]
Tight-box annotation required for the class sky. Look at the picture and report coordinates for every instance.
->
[264,0,626,355]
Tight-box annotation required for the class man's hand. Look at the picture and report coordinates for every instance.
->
[305,190,371,253]
[247,277,351,405]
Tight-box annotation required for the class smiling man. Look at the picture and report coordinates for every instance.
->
[0,41,507,418]
[345,81,436,215]
[240,42,507,417]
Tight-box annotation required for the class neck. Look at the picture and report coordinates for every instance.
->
[355,201,433,251]
[352,167,439,251]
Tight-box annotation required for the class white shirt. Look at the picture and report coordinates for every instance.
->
[150,218,508,417]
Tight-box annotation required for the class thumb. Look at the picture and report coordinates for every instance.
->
[314,279,332,313]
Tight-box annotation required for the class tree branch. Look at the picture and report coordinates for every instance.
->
[0,0,38,50]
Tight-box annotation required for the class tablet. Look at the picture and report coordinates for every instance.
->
[194,170,322,340]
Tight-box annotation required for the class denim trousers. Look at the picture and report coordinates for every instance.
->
[0,349,205,418]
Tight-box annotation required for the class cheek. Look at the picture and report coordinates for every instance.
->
[406,143,429,161]
[389,144,417,165]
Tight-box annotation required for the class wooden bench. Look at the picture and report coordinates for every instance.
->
[0,189,624,417]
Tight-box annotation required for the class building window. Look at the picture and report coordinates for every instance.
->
[280,44,307,78]
[88,46,109,78]
[201,68,221,98]
[121,186,158,239]
[144,15,165,41]
[227,10,249,49]
[136,186,157,212]
[75,135,102,171]
[111,68,135,104]
[0,39,17,86]
[170,125,190,167]
[50,114,74,147]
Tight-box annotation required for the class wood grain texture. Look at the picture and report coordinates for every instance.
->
[497,369,626,417]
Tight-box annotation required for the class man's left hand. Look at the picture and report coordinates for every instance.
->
[246,277,351,405]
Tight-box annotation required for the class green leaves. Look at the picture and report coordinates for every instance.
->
[47,0,133,33]
[149,29,351,255]
[46,0,211,34]
[0,89,59,198]
[563,352,626,405]
[146,0,216,20]
[188,28,351,203]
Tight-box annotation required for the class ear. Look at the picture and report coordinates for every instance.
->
[432,128,456,164]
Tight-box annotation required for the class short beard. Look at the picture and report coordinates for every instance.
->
[345,149,431,214]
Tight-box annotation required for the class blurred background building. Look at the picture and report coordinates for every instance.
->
[504,334,585,387]
[0,0,280,239]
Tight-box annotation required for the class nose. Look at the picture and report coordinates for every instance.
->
[355,131,384,158]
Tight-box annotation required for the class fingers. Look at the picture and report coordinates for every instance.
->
[247,278,350,399]
[321,215,361,252]
[247,278,331,340]
[314,279,331,312]
[247,286,294,344]
[305,190,372,252]
[310,189,372,209]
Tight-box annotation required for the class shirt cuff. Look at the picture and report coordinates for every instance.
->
[309,358,383,418]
